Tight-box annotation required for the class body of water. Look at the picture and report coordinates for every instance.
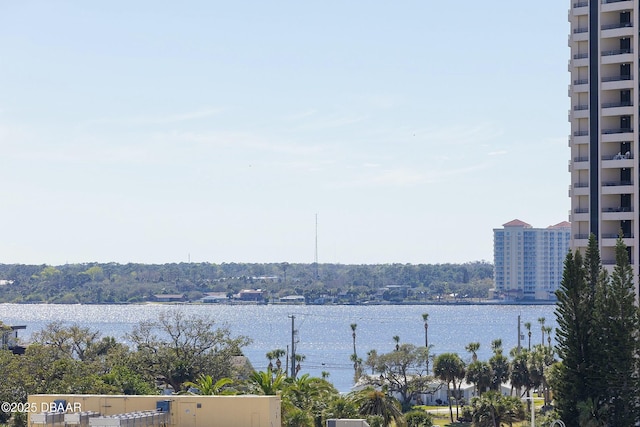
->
[0,303,557,392]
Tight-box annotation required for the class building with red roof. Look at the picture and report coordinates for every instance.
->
[493,219,571,300]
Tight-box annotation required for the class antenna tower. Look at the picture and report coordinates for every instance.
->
[314,214,319,279]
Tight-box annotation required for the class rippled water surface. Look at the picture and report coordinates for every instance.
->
[0,303,557,392]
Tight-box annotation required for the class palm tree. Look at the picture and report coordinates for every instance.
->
[538,317,546,345]
[524,322,532,350]
[508,352,530,399]
[266,351,275,371]
[470,390,524,427]
[272,348,286,372]
[433,352,466,423]
[545,326,553,349]
[421,313,429,348]
[350,323,358,355]
[393,335,400,351]
[249,369,286,395]
[491,339,503,355]
[366,349,378,375]
[466,360,491,396]
[350,353,363,382]
[465,342,480,363]
[349,386,405,427]
[351,323,360,380]
[283,374,338,426]
[294,353,305,377]
[184,374,234,395]
[422,313,430,373]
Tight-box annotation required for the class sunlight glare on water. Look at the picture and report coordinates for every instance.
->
[0,303,557,392]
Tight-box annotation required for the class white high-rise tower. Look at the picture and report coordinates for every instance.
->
[568,0,638,291]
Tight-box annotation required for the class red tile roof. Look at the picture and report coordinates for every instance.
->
[547,221,571,229]
[502,219,531,228]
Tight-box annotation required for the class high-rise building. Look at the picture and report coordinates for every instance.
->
[493,220,571,300]
[568,1,637,287]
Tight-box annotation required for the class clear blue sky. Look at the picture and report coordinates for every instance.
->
[0,1,570,265]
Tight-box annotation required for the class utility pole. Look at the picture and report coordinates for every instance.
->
[289,315,296,377]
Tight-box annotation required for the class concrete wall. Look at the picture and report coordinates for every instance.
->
[28,394,281,427]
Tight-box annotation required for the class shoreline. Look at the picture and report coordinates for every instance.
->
[0,299,557,306]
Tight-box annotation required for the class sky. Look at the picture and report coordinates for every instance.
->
[0,1,570,266]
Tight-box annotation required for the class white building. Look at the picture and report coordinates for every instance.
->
[493,220,570,300]
[568,1,638,294]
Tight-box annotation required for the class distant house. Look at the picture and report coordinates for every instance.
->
[416,380,512,405]
[279,295,305,304]
[353,376,512,406]
[2,325,26,355]
[200,292,228,303]
[236,289,265,302]
[153,294,186,303]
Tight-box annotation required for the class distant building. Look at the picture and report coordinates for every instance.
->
[235,289,265,302]
[493,219,571,300]
[279,295,305,304]
[153,294,186,303]
[200,292,228,303]
[1,324,26,355]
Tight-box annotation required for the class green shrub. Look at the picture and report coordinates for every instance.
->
[366,415,385,427]
[405,409,434,427]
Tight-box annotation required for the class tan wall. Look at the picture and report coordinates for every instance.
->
[28,394,281,427]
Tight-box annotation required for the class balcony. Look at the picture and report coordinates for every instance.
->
[602,75,631,82]
[571,104,589,119]
[601,101,634,116]
[602,180,633,191]
[601,22,633,30]
[571,2,588,17]
[572,184,589,196]
[574,233,589,239]
[602,128,633,134]
[571,158,589,170]
[602,181,633,195]
[602,101,632,108]
[573,52,588,59]
[602,180,633,186]
[602,76,634,91]
[602,206,633,212]
[601,23,634,38]
[601,48,632,56]
[602,233,634,238]
[574,130,589,136]
[602,0,634,13]
[601,49,634,64]
[574,208,589,213]
[574,156,589,162]
[602,152,633,160]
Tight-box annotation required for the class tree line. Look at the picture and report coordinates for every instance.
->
[0,261,493,304]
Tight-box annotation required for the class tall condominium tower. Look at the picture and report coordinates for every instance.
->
[568,1,638,284]
[493,220,570,300]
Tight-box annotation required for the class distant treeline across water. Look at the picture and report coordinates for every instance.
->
[0,303,556,392]
[0,261,493,304]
